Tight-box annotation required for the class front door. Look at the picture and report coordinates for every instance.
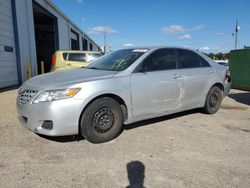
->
[131,49,183,117]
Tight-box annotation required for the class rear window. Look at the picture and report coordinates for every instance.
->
[68,53,86,62]
[87,53,102,62]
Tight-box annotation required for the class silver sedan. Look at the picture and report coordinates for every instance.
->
[16,47,231,143]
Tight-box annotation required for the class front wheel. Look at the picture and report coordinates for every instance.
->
[80,97,124,143]
[203,86,223,114]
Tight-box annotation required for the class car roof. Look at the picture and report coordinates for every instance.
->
[122,46,199,52]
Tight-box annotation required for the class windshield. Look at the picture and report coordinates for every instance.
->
[85,49,147,71]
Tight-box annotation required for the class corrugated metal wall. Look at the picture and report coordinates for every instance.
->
[0,0,18,88]
[229,49,250,90]
[0,0,100,88]
[15,0,37,83]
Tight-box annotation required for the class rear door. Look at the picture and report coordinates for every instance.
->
[176,49,213,108]
[131,48,184,117]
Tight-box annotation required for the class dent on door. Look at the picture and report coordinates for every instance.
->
[131,70,184,117]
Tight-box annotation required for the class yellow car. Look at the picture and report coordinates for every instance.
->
[50,51,102,72]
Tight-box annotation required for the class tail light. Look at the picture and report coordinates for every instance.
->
[52,54,56,66]
[225,69,231,82]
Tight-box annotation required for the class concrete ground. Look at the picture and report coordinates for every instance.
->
[0,88,250,188]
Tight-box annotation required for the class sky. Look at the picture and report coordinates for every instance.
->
[52,0,250,53]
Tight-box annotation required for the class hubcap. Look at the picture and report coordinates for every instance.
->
[209,93,218,108]
[92,107,114,133]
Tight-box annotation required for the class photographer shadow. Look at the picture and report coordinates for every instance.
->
[126,160,145,188]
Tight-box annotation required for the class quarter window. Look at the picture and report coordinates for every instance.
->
[62,53,68,60]
[141,49,176,72]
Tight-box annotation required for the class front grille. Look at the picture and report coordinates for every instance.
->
[17,89,38,104]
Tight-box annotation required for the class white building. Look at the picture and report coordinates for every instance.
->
[0,0,100,88]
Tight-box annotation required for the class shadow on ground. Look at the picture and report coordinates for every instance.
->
[37,134,84,143]
[125,109,200,131]
[126,160,145,188]
[0,85,19,93]
[36,109,200,143]
[228,92,250,106]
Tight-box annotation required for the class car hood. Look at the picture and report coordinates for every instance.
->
[24,68,118,90]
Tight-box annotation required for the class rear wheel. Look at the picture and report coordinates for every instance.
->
[203,86,223,114]
[80,97,124,143]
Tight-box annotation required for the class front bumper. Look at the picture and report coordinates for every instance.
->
[16,97,86,136]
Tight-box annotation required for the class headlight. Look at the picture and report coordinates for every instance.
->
[18,86,22,94]
[33,88,81,104]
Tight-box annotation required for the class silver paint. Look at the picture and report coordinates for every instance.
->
[16,47,231,136]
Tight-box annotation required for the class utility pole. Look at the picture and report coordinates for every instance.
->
[234,19,240,49]
[104,31,107,54]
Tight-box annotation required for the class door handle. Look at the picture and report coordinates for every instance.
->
[208,71,214,75]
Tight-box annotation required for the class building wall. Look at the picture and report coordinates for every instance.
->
[35,0,70,50]
[0,0,18,88]
[35,0,100,51]
[15,0,38,83]
[0,0,100,88]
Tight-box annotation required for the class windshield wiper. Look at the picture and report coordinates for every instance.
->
[84,67,114,71]
[83,67,99,69]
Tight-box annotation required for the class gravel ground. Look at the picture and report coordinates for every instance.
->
[0,88,250,188]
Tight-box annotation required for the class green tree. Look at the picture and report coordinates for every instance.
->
[216,53,224,60]
[207,53,215,59]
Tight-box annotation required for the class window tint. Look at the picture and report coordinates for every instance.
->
[87,53,101,62]
[199,56,210,67]
[68,53,86,62]
[178,50,200,68]
[86,49,146,71]
[62,53,68,60]
[141,49,176,72]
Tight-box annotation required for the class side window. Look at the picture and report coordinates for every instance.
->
[68,53,86,62]
[178,50,200,68]
[62,53,68,60]
[199,56,211,67]
[141,49,176,72]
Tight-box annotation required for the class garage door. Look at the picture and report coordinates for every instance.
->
[0,0,18,88]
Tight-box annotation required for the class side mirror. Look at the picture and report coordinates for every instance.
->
[137,66,145,73]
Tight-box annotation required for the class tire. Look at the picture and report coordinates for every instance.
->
[80,97,124,143]
[203,86,223,114]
